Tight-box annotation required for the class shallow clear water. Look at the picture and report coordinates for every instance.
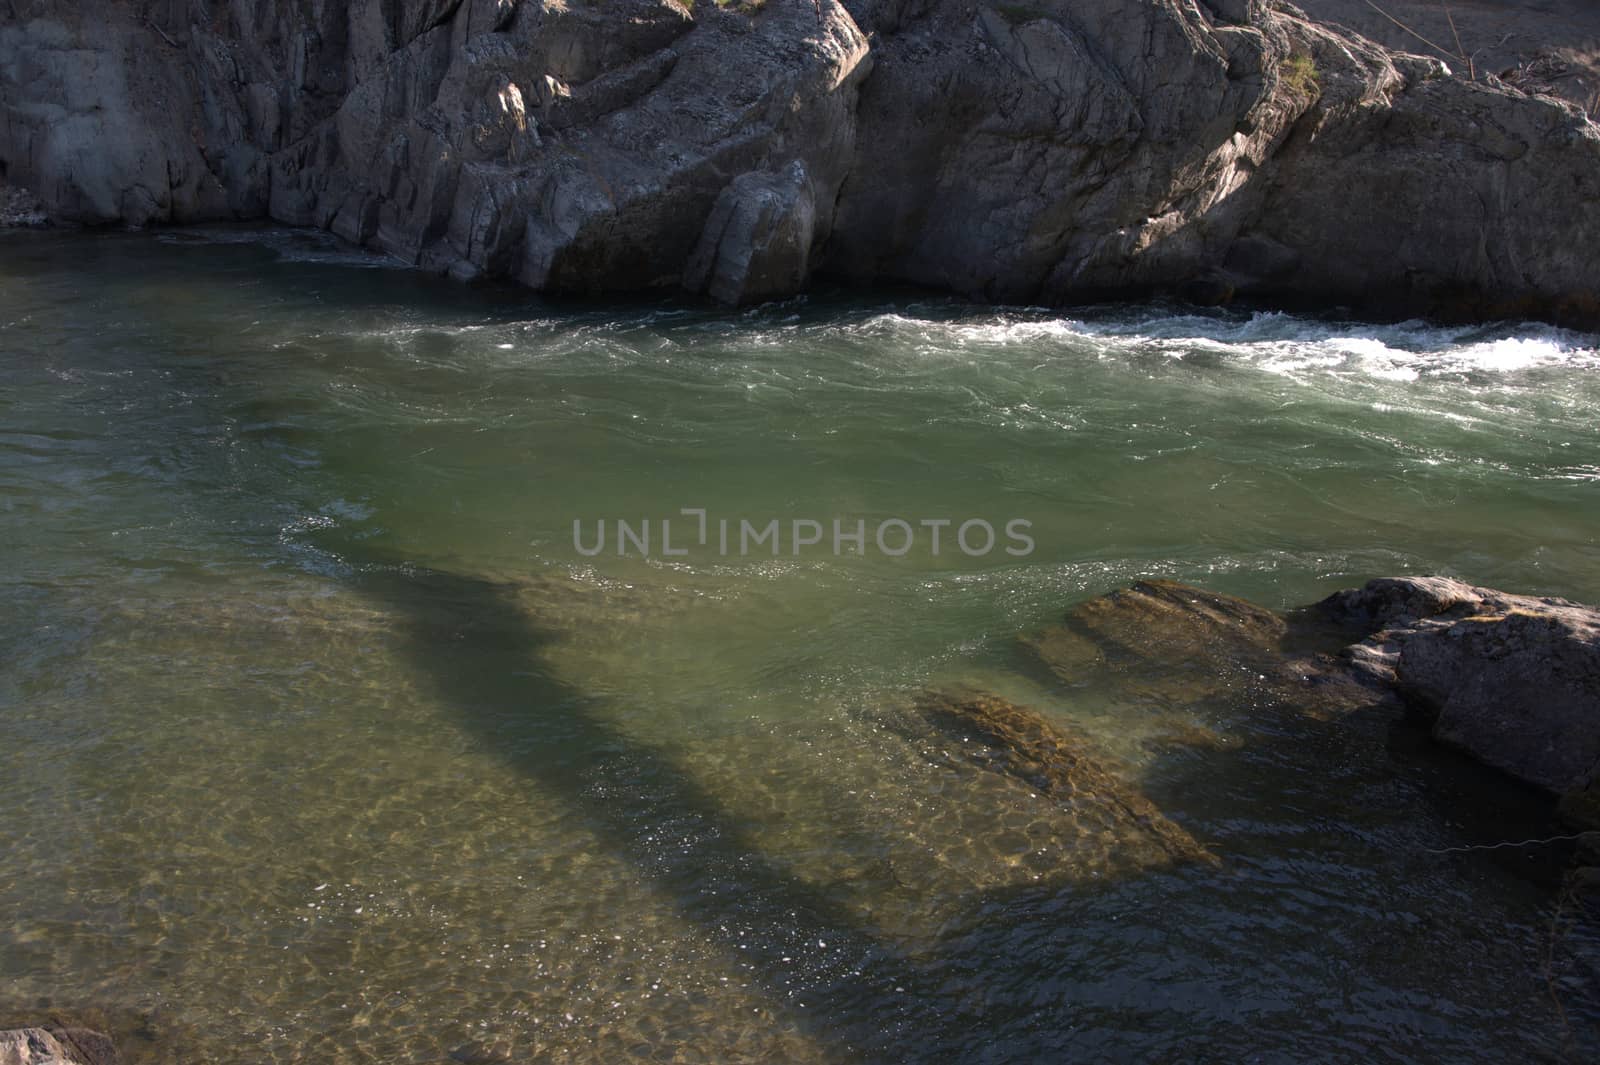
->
[2,226,1598,1062]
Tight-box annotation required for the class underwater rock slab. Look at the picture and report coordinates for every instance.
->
[1022,578,1394,723]
[910,688,1220,870]
[1024,579,1287,688]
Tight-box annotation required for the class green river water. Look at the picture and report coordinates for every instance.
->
[2,227,1598,1062]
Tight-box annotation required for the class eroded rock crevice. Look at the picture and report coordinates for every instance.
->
[2,0,1597,319]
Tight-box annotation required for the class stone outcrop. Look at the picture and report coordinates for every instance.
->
[0,1027,118,1065]
[0,0,871,294]
[2,1,1598,320]
[1024,575,1600,810]
[1319,576,1600,796]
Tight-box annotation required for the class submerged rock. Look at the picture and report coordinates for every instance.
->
[1023,578,1391,720]
[1028,579,1287,675]
[912,687,1220,868]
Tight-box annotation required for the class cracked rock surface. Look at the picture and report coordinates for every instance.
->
[2,0,1597,318]
[1320,575,1600,796]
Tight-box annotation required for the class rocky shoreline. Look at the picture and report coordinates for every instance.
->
[3,1,1599,324]
[1019,575,1600,815]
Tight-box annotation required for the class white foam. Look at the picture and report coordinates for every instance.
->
[833,308,1600,382]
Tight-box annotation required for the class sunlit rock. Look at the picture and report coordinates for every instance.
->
[1319,576,1600,798]
[3,1,1598,320]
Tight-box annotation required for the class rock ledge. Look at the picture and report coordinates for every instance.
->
[2,1,1598,321]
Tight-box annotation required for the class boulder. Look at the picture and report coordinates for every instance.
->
[0,1030,73,1065]
[684,161,817,306]
[1024,575,1600,811]
[0,1027,117,1065]
[1320,576,1600,796]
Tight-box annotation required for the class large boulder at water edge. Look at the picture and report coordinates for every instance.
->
[1024,575,1600,814]
[1318,576,1600,799]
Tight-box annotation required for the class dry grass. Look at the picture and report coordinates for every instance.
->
[1281,53,1321,97]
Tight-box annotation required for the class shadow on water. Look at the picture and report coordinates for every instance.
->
[345,549,1561,1061]
[291,539,1600,1061]
[335,548,993,1061]
[0,231,1058,1059]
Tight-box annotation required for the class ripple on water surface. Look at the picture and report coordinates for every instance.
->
[0,229,1597,1061]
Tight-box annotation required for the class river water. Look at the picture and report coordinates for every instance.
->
[2,227,1597,1062]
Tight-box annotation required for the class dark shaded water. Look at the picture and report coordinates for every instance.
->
[2,227,1597,1062]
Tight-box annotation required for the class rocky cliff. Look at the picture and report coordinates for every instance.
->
[3,1,1598,320]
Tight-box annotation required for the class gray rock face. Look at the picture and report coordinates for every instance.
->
[2,0,1598,318]
[684,161,817,306]
[1321,576,1600,795]
[0,1029,71,1065]
[0,4,234,224]
[1026,576,1600,804]
[0,1027,116,1065]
